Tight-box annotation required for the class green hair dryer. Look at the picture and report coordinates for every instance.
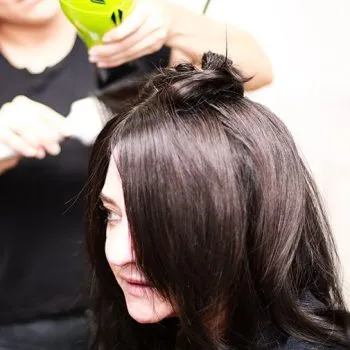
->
[59,0,135,48]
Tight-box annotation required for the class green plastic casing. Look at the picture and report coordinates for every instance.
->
[59,0,135,48]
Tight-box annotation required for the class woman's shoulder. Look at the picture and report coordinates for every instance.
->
[282,336,346,349]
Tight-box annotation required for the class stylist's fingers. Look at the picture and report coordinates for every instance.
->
[88,0,172,67]
[0,126,38,158]
[88,3,149,62]
[24,122,61,156]
[0,101,40,157]
[9,100,63,156]
[103,1,148,43]
[95,31,165,68]
[89,20,158,63]
[0,96,68,158]
[89,26,149,59]
[8,122,59,157]
[9,113,59,150]
[13,96,70,137]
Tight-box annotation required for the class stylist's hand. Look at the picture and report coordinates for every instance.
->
[88,0,173,68]
[0,96,69,159]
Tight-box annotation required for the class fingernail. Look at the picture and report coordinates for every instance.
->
[89,56,97,63]
[48,144,61,156]
[36,149,46,159]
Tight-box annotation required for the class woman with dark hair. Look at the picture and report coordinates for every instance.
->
[86,52,350,349]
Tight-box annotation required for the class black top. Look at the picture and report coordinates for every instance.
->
[283,337,343,349]
[261,329,345,349]
[0,37,170,323]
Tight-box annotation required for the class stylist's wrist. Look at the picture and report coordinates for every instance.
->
[163,2,203,65]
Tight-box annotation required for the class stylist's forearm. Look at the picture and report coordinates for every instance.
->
[166,4,273,90]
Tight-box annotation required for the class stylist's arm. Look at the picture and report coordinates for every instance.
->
[88,0,273,90]
[0,96,69,171]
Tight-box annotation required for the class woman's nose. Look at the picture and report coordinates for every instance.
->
[105,224,134,267]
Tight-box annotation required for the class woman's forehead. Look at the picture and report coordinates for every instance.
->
[101,159,125,209]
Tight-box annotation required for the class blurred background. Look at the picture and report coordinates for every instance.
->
[175,0,350,301]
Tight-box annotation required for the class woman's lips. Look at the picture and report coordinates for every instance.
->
[121,277,151,297]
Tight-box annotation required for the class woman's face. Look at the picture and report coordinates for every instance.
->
[101,159,174,324]
[0,0,61,25]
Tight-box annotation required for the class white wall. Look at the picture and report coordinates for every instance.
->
[176,0,350,300]
[230,0,350,300]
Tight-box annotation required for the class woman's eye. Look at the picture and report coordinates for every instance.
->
[106,210,122,224]
[99,204,122,225]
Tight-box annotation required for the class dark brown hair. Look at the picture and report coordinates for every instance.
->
[86,52,350,349]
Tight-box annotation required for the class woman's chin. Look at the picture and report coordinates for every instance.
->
[125,296,173,324]
[127,305,164,324]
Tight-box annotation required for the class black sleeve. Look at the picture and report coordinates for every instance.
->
[283,336,346,350]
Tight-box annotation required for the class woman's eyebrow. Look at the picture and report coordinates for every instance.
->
[100,193,117,206]
[100,193,123,215]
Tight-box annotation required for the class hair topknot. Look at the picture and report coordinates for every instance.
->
[139,52,249,107]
